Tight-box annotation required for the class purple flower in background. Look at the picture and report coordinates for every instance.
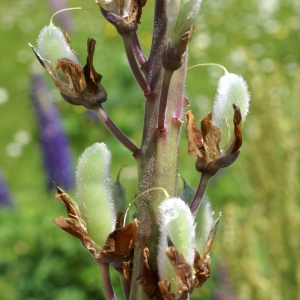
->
[0,170,13,207]
[30,73,74,190]
[47,0,73,33]
[213,264,238,300]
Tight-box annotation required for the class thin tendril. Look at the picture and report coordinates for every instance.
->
[187,63,229,74]
[123,187,170,227]
[50,7,95,26]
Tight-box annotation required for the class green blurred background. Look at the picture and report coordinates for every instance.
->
[0,0,299,299]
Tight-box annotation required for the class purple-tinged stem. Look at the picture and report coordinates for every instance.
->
[121,33,151,95]
[147,0,167,89]
[190,172,212,214]
[94,105,139,154]
[157,69,174,130]
[131,32,146,67]
[99,263,117,300]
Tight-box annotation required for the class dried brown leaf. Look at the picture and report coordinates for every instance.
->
[165,246,193,295]
[201,212,222,262]
[83,38,106,100]
[193,250,210,288]
[201,112,221,161]
[140,248,161,300]
[223,104,243,155]
[185,110,203,157]
[57,58,86,96]
[53,185,97,257]
[53,216,85,240]
[158,280,176,300]
[55,185,81,220]
[101,218,139,260]
[128,0,147,24]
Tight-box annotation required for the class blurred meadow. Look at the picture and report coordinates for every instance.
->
[0,0,299,299]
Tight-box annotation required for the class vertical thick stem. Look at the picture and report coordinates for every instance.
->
[99,263,116,300]
[129,57,188,300]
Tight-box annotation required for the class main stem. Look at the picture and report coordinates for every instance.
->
[129,34,188,300]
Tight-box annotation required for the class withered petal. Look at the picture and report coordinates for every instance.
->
[54,184,80,218]
[53,216,86,240]
[200,112,221,161]
[176,26,196,60]
[140,248,161,299]
[185,110,203,157]
[201,212,222,262]
[83,38,106,99]
[158,280,176,300]
[193,250,210,288]
[223,104,243,155]
[165,246,193,294]
[57,58,86,96]
[128,0,147,25]
[100,218,139,261]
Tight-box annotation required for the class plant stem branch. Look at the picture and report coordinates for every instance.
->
[121,33,151,94]
[190,172,212,214]
[131,32,146,67]
[99,263,117,300]
[94,104,139,154]
[157,69,174,130]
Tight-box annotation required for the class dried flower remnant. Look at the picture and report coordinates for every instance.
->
[29,23,107,109]
[96,0,147,26]
[185,72,250,174]
[53,184,139,265]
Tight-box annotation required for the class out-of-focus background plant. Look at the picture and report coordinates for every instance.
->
[0,0,299,299]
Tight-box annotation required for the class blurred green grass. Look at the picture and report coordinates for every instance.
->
[0,0,299,299]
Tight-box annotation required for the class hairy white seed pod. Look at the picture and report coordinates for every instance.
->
[194,194,214,253]
[212,73,250,145]
[157,197,195,297]
[37,25,80,68]
[76,143,116,249]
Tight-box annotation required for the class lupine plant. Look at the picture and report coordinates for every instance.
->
[29,1,250,299]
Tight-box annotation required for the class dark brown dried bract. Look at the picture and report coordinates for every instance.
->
[158,280,176,300]
[128,0,147,25]
[140,248,161,300]
[53,184,96,255]
[185,108,242,174]
[100,218,139,262]
[165,246,193,296]
[29,38,107,110]
[193,250,210,288]
[53,184,139,265]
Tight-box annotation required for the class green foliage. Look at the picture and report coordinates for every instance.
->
[0,0,299,299]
